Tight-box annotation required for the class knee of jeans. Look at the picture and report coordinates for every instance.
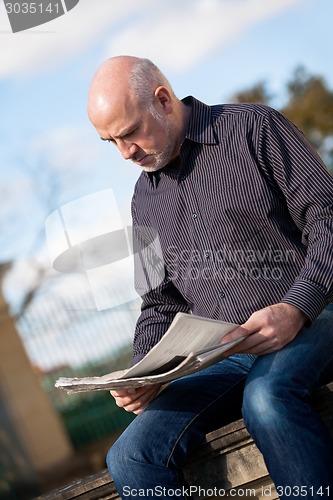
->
[106,427,157,478]
[106,439,127,480]
[242,377,289,433]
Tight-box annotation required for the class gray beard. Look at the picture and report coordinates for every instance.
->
[143,147,176,172]
[141,122,178,173]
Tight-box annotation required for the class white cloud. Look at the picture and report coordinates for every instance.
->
[0,0,303,79]
[105,0,303,72]
[0,0,153,79]
[31,125,101,171]
[0,176,33,207]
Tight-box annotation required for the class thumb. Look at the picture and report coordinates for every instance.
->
[220,326,249,345]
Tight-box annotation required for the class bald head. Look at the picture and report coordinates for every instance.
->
[87,56,175,126]
[87,56,190,172]
[88,56,137,125]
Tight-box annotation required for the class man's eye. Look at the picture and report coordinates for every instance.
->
[124,128,137,138]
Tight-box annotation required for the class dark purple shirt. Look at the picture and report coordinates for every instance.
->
[131,96,333,363]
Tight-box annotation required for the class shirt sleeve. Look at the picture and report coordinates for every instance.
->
[259,108,333,321]
[130,198,190,366]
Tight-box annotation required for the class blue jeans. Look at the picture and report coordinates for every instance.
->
[107,305,333,499]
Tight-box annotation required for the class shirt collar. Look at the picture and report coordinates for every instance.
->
[182,96,219,145]
[144,96,218,187]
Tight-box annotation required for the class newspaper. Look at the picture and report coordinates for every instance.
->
[55,313,245,393]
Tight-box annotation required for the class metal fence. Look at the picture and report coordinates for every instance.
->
[15,274,140,449]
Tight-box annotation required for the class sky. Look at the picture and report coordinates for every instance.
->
[0,0,332,368]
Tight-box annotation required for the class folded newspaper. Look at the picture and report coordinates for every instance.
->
[55,313,245,393]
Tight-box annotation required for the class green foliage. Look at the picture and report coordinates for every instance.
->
[229,66,333,171]
[229,81,271,105]
[41,345,134,448]
[282,66,333,169]
[60,390,135,448]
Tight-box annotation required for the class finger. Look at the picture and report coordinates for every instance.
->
[235,331,266,349]
[110,388,136,398]
[120,386,159,413]
[220,326,249,345]
[111,391,140,408]
[111,385,159,411]
[110,388,140,408]
[240,307,274,333]
[222,329,278,356]
[111,383,160,398]
[110,386,152,403]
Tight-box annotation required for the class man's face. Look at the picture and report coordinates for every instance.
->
[94,92,178,172]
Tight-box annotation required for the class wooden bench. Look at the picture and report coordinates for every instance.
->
[36,382,333,500]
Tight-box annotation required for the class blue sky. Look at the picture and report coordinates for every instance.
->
[0,0,332,367]
[1,0,333,262]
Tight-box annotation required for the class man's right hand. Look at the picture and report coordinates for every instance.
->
[110,384,161,415]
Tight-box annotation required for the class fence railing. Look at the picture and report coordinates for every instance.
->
[16,286,140,448]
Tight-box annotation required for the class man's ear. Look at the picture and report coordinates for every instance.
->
[154,86,173,114]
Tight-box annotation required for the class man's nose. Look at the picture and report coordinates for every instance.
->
[118,140,137,160]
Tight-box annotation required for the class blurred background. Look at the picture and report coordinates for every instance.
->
[0,0,332,497]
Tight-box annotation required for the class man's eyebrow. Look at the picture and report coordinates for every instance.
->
[100,124,138,143]
[117,124,138,137]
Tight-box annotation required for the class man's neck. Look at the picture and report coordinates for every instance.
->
[180,101,192,141]
[172,101,191,158]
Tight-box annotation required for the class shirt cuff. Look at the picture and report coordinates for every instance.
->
[281,279,328,323]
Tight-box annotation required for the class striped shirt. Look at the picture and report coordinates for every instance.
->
[131,96,333,363]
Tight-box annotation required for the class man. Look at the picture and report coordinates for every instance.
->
[88,56,333,499]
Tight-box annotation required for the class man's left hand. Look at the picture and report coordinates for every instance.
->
[221,303,308,356]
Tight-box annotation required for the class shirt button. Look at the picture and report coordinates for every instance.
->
[204,251,210,259]
[219,291,225,299]
[192,213,198,219]
[180,175,186,181]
